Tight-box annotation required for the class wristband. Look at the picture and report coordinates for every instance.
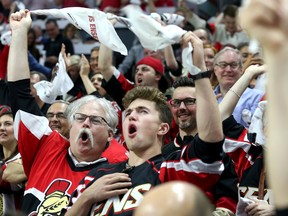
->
[190,70,211,81]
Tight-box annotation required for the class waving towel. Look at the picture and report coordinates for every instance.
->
[121,5,201,75]
[121,5,186,51]
[34,52,74,104]
[31,7,127,55]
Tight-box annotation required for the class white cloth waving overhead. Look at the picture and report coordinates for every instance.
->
[120,5,201,76]
[34,52,74,104]
[121,5,186,51]
[31,7,127,55]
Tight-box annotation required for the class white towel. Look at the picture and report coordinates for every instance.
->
[34,52,74,103]
[121,5,201,75]
[1,30,11,45]
[150,12,185,26]
[31,7,127,55]
[248,101,267,146]
[121,5,186,51]
[254,73,267,93]
[236,197,254,216]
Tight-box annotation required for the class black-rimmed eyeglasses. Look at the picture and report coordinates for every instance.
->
[169,98,197,108]
[215,62,240,69]
[73,113,108,126]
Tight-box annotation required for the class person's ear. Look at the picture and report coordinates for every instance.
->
[158,122,169,136]
[155,73,162,81]
[107,130,114,142]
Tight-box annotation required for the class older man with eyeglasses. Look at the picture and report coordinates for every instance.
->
[213,47,264,128]
[7,10,128,215]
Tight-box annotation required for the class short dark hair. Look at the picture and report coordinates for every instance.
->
[123,86,172,127]
[45,18,59,27]
[173,76,195,89]
[223,5,238,18]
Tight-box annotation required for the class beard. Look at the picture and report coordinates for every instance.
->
[178,119,197,131]
[178,121,192,129]
[75,128,94,147]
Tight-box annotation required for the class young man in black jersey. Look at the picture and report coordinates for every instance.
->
[64,31,225,216]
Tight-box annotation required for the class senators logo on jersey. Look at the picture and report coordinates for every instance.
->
[30,179,71,216]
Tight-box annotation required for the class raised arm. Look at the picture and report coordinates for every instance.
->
[164,45,179,71]
[98,43,115,81]
[7,9,31,81]
[182,31,223,142]
[7,10,43,117]
[79,54,96,94]
[239,0,288,212]
[219,64,266,121]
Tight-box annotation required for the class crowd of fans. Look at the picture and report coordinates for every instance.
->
[0,0,286,216]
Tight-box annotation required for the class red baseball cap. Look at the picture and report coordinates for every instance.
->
[136,56,164,75]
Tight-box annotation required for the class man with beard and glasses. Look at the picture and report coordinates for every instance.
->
[7,10,127,215]
[61,29,224,216]
[162,76,238,216]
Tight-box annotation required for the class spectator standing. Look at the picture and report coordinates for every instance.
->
[213,47,264,128]
[0,105,25,215]
[28,28,41,62]
[61,30,224,216]
[43,19,74,69]
[162,76,238,215]
[212,5,250,48]
[7,10,127,215]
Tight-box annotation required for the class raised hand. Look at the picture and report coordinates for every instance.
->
[239,0,288,52]
[181,31,206,71]
[79,54,90,78]
[9,9,32,32]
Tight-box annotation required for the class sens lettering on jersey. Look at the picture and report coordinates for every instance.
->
[239,186,273,204]
[92,183,152,216]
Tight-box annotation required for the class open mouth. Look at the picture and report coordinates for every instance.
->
[128,124,137,136]
[137,78,143,84]
[81,132,88,142]
[76,128,94,147]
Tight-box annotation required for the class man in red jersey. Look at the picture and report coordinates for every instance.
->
[7,9,127,215]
